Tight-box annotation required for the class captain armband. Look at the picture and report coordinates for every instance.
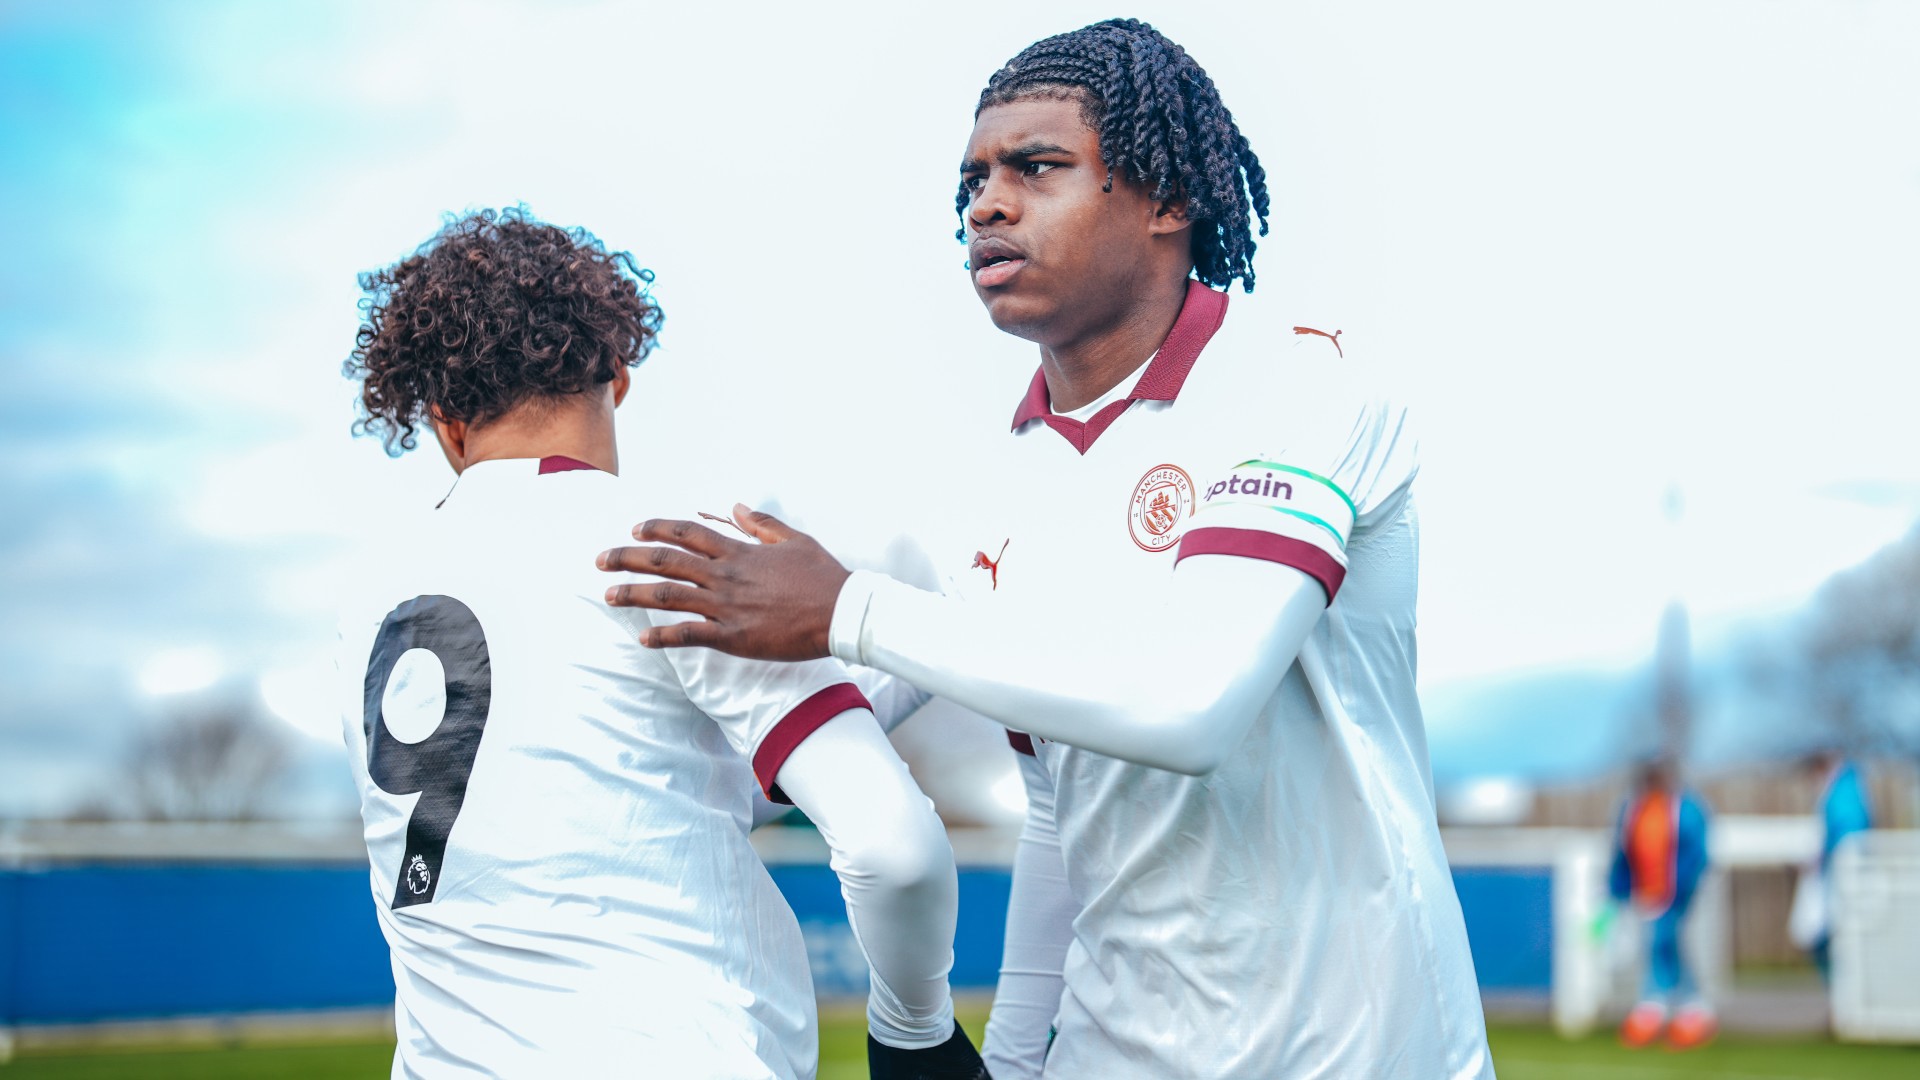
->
[1176,460,1356,602]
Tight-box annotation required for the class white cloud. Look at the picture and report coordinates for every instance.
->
[137,647,223,697]
[260,659,346,745]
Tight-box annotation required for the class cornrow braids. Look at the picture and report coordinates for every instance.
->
[957,18,1271,291]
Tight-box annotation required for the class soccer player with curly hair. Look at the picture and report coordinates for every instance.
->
[339,208,986,1079]
[601,19,1493,1078]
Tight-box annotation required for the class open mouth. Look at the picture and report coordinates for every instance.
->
[969,238,1027,287]
[972,256,1025,288]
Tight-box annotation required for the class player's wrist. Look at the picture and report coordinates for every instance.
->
[865,973,956,1051]
[829,569,890,665]
[868,1011,956,1051]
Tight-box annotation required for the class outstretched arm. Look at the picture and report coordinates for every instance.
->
[600,584,970,1060]
[600,505,1326,776]
[831,557,1323,776]
[772,710,960,1051]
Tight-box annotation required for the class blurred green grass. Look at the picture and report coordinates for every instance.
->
[0,1040,392,1079]
[6,1010,1918,1078]
[1484,1023,1920,1079]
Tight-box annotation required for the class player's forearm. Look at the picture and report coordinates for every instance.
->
[829,559,1325,776]
[773,711,959,1049]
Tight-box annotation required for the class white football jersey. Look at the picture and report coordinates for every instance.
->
[947,284,1494,1078]
[338,457,869,1079]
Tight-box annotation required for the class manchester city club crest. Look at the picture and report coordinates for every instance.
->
[1128,464,1195,552]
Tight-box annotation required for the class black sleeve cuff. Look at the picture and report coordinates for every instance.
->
[867,1020,991,1080]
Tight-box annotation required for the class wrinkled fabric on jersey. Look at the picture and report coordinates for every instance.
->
[837,283,1494,1079]
[340,460,862,1080]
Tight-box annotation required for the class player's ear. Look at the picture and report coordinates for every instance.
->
[611,365,632,408]
[428,407,468,474]
[1149,195,1192,236]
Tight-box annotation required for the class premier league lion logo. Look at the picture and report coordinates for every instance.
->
[406,853,433,896]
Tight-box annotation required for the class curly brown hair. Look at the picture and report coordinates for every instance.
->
[345,207,663,454]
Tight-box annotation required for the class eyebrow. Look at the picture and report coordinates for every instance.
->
[959,140,1076,173]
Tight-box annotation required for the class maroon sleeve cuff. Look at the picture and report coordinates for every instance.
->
[1175,526,1347,603]
[754,683,874,805]
[1007,731,1036,757]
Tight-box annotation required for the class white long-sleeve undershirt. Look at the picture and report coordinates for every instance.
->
[771,709,958,1050]
[748,665,929,830]
[980,753,1075,1079]
[828,554,1327,777]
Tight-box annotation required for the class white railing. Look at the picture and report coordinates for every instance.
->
[1832,830,1920,1042]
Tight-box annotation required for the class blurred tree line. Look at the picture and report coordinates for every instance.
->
[69,697,295,822]
[1731,522,1920,761]
[1795,522,1920,755]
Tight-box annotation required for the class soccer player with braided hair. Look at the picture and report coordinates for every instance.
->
[599,20,1493,1078]
[956,17,1270,293]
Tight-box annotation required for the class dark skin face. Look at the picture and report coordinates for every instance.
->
[595,94,1198,657]
[962,95,1194,411]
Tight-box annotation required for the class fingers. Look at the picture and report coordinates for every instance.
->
[630,518,738,557]
[733,503,801,544]
[597,544,715,586]
[636,619,727,650]
[604,580,721,618]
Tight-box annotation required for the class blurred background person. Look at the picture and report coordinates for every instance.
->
[1604,757,1715,1050]
[1791,749,1873,982]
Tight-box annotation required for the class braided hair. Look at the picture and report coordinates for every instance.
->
[958,18,1270,291]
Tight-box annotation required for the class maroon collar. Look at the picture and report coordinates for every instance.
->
[1010,280,1229,455]
[538,455,602,474]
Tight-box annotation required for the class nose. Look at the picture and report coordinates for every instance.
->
[966,168,1020,234]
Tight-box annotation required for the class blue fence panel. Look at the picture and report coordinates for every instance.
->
[0,863,1014,1024]
[5,865,393,1025]
[1450,865,1554,992]
[952,866,1014,988]
[0,860,1552,1024]
[0,869,17,1024]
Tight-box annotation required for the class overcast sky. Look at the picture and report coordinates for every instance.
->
[4,0,1917,816]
